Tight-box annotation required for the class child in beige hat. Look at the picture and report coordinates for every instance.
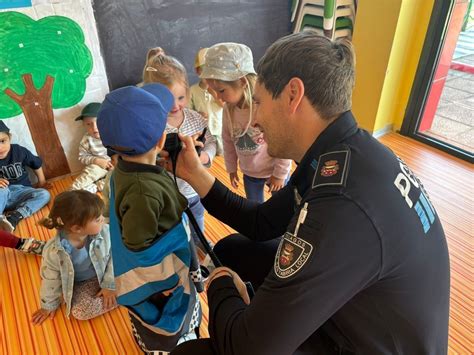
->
[189,48,224,155]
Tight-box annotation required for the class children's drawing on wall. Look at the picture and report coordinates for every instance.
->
[0,11,93,178]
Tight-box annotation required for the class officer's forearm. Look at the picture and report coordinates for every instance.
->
[202,179,294,241]
[186,168,215,198]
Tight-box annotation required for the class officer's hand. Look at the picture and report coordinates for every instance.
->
[207,266,250,305]
[164,134,207,185]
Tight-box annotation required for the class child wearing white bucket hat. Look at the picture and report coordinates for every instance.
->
[200,43,291,203]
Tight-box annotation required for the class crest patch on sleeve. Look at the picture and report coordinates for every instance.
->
[274,232,314,279]
[312,150,350,189]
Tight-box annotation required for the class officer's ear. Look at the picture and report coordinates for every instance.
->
[285,77,305,114]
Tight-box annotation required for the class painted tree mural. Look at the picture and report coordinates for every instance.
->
[0,11,93,178]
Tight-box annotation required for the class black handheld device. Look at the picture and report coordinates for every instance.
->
[164,128,207,160]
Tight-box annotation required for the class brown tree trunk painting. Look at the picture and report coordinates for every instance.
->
[4,74,70,179]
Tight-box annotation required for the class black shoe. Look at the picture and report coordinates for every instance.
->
[4,211,23,232]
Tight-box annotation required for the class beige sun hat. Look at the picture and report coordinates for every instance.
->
[194,48,208,68]
[200,42,256,81]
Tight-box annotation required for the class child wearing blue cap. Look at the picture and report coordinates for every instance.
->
[97,83,202,353]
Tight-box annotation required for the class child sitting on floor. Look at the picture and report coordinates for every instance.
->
[0,121,50,232]
[71,103,113,193]
[97,83,202,353]
[29,190,116,324]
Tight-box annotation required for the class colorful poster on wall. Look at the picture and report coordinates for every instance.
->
[0,11,93,178]
[0,0,32,10]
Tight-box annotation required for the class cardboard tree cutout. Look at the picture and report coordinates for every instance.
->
[0,12,93,178]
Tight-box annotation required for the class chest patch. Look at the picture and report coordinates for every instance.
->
[274,232,313,279]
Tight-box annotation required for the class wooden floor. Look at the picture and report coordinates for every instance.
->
[1,133,472,354]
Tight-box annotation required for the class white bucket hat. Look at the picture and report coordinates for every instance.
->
[200,42,256,81]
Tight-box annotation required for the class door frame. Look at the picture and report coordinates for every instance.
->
[400,0,473,163]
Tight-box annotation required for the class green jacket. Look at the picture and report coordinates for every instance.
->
[113,159,188,250]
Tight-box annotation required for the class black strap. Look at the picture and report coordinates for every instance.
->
[169,151,255,299]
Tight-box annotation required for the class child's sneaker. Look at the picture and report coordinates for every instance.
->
[0,211,24,232]
[17,237,45,255]
[5,211,24,232]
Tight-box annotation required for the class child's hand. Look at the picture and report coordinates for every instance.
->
[94,158,112,170]
[229,172,239,189]
[105,161,114,171]
[0,178,9,188]
[96,288,117,309]
[198,111,209,119]
[32,308,56,325]
[36,180,53,189]
[266,176,285,192]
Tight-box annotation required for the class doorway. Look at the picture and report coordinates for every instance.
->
[401,0,474,162]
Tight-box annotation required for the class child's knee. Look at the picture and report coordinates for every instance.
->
[70,306,93,321]
[35,188,51,202]
[0,187,9,199]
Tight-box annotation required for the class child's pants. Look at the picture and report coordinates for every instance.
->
[0,185,50,217]
[0,230,20,248]
[71,278,117,320]
[243,174,290,203]
[71,164,108,192]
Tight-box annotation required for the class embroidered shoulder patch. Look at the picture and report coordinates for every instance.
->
[312,150,350,189]
[274,232,313,279]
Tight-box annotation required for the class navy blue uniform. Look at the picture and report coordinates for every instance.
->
[201,112,450,354]
[0,144,42,186]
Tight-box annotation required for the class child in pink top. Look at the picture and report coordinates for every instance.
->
[201,43,291,202]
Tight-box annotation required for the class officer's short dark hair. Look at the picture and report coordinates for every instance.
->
[256,31,356,120]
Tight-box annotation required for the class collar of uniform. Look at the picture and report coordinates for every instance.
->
[117,157,164,174]
[290,111,357,196]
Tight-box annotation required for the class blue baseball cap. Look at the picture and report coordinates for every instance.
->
[97,84,173,156]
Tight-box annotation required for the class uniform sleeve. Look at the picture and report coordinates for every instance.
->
[207,197,382,355]
[272,158,292,180]
[39,251,62,311]
[21,146,42,169]
[78,136,96,166]
[222,108,238,174]
[119,193,162,250]
[202,179,295,241]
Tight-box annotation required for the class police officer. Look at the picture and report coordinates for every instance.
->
[170,32,450,355]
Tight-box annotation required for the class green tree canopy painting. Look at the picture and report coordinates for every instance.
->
[0,11,93,178]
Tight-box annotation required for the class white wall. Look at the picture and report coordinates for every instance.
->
[0,0,109,174]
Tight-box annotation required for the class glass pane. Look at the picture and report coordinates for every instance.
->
[417,0,473,155]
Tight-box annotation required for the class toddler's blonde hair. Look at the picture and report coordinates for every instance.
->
[143,47,189,93]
